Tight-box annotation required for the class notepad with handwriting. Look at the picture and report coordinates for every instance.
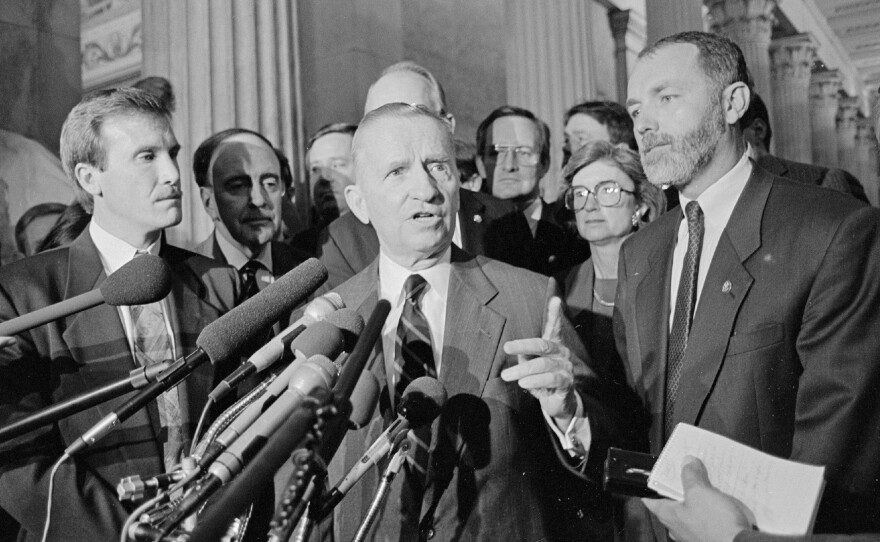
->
[648,423,825,535]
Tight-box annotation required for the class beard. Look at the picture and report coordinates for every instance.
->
[639,101,727,189]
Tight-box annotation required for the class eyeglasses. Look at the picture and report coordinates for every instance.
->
[564,181,635,210]
[485,144,540,166]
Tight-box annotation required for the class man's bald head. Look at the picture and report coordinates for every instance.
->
[363,61,454,129]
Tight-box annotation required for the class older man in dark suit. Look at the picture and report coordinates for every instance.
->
[620,31,880,538]
[319,103,641,541]
[0,89,241,541]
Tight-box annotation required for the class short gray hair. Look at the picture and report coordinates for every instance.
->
[352,103,454,171]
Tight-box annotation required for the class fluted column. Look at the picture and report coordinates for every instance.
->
[768,34,816,163]
[505,0,597,201]
[809,70,843,167]
[836,96,860,172]
[855,118,879,206]
[645,0,703,45]
[608,9,631,105]
[142,0,304,248]
[707,0,777,107]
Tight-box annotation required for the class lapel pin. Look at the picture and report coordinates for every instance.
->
[721,280,732,294]
[473,214,482,223]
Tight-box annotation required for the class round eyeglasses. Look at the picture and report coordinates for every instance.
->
[485,144,540,166]
[564,181,635,210]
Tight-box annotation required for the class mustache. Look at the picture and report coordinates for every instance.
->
[640,133,674,153]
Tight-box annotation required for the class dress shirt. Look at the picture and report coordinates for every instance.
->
[523,197,543,237]
[452,213,462,249]
[215,231,274,291]
[669,152,752,328]
[89,220,177,359]
[378,246,591,457]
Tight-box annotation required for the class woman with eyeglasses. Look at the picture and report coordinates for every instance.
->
[559,140,666,364]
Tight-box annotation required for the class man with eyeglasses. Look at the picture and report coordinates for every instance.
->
[193,128,308,301]
[476,105,590,276]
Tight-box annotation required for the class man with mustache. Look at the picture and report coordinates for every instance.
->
[193,128,308,302]
[0,88,242,540]
[619,31,880,537]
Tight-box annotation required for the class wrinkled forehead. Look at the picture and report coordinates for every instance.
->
[209,133,279,182]
[364,71,440,114]
[353,115,452,177]
[489,115,540,146]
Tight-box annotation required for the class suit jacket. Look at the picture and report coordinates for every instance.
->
[317,189,528,291]
[0,231,240,541]
[322,247,641,542]
[755,154,869,204]
[193,232,309,279]
[736,532,880,542]
[614,167,880,536]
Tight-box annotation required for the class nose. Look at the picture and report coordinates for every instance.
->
[499,149,518,171]
[410,165,442,202]
[583,190,600,211]
[159,153,180,186]
[249,179,268,207]
[633,106,655,137]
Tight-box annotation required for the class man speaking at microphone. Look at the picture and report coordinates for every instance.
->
[0,88,241,541]
[320,103,642,541]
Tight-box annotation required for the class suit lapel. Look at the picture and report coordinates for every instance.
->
[674,170,769,427]
[457,190,487,255]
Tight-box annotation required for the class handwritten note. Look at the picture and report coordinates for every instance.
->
[649,424,825,535]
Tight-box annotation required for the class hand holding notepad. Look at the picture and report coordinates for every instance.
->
[648,424,826,536]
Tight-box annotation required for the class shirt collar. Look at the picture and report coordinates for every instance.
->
[678,151,752,230]
[379,246,452,305]
[524,197,543,222]
[89,220,162,274]
[215,230,273,272]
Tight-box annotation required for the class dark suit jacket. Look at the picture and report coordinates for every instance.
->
[614,168,880,536]
[317,189,528,290]
[0,231,240,541]
[193,233,309,279]
[736,532,880,542]
[755,154,869,204]
[323,247,640,541]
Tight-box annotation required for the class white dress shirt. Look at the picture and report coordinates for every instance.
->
[89,221,177,359]
[669,152,752,327]
[215,231,275,291]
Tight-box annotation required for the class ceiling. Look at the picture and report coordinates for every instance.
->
[814,0,880,91]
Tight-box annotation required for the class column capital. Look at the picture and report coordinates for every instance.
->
[608,8,631,39]
[837,96,861,128]
[770,33,817,81]
[856,117,876,144]
[809,69,842,101]
[706,0,777,38]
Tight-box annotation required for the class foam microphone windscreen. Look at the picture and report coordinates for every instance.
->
[348,372,380,429]
[198,259,327,363]
[290,320,345,360]
[323,308,364,353]
[101,254,173,306]
[400,376,448,428]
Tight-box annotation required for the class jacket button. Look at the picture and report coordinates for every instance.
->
[421,526,435,539]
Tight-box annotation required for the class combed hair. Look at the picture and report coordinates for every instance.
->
[640,31,753,96]
[564,100,637,151]
[373,61,448,114]
[561,139,666,224]
[14,202,67,255]
[60,87,171,212]
[192,128,277,188]
[475,105,552,178]
[352,103,453,168]
[306,122,357,151]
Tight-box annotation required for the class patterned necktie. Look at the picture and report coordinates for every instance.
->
[130,251,182,471]
[394,274,437,499]
[239,259,264,299]
[665,201,704,439]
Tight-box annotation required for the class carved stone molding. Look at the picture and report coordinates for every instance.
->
[770,34,817,81]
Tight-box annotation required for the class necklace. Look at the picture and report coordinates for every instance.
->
[592,288,615,307]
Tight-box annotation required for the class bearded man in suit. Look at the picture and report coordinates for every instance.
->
[619,31,880,537]
[321,103,642,541]
[0,89,241,540]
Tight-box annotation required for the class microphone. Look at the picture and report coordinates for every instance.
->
[349,372,380,430]
[0,254,171,336]
[324,308,364,354]
[319,376,447,516]
[64,259,327,456]
[160,354,339,536]
[209,292,344,401]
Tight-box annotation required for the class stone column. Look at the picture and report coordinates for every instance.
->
[645,0,703,46]
[505,0,597,201]
[855,118,879,206]
[768,34,816,163]
[142,0,304,248]
[836,96,860,172]
[608,9,631,105]
[809,70,843,167]
[707,0,777,107]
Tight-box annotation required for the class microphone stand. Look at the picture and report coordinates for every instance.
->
[352,436,412,542]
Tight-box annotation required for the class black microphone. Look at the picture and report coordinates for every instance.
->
[160,354,338,536]
[319,376,447,516]
[208,292,345,401]
[0,254,171,336]
[64,259,328,456]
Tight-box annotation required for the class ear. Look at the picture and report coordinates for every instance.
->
[723,82,751,125]
[475,155,487,180]
[344,184,370,225]
[444,112,457,133]
[74,163,103,197]
[199,186,221,221]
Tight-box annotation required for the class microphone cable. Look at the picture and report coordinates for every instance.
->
[39,453,69,542]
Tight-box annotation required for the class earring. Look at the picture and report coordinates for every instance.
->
[631,212,641,229]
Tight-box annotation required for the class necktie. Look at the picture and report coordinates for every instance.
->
[130,251,182,471]
[665,201,704,439]
[394,274,437,507]
[239,259,265,299]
